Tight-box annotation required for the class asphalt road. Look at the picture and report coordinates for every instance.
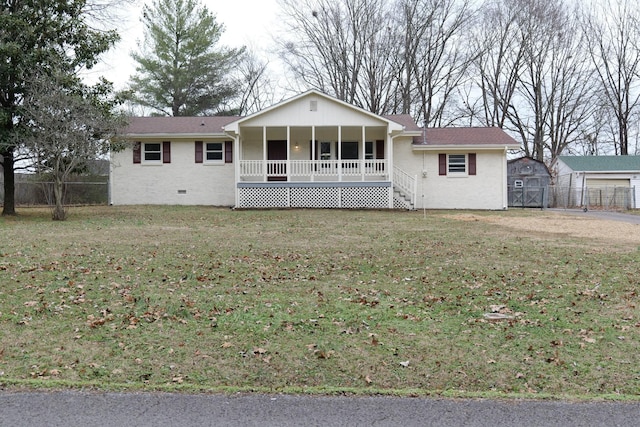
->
[547,208,640,224]
[1,391,639,427]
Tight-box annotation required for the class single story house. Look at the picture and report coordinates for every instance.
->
[552,155,640,209]
[110,90,519,210]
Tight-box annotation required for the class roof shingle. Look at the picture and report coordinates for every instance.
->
[125,116,240,135]
[412,127,519,146]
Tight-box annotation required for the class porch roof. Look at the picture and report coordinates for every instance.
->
[223,90,407,134]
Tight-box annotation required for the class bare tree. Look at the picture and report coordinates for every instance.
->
[543,13,597,160]
[472,0,527,129]
[234,51,280,115]
[583,0,640,155]
[401,0,475,127]
[472,0,596,161]
[21,72,125,220]
[277,0,401,114]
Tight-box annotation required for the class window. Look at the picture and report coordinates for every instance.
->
[439,153,476,176]
[448,154,466,173]
[134,141,170,164]
[320,142,331,160]
[206,142,223,162]
[196,141,232,164]
[341,141,358,159]
[365,141,374,160]
[144,143,162,162]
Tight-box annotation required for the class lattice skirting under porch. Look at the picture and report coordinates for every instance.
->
[237,182,393,209]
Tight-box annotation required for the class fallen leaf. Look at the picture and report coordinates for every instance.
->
[583,337,596,344]
[221,342,234,348]
[365,375,372,384]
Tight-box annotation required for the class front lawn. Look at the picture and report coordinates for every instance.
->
[0,206,638,399]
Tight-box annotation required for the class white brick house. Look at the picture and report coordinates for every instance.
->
[110,90,519,209]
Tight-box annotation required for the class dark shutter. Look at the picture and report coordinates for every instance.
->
[376,139,384,159]
[468,153,477,175]
[162,141,171,163]
[438,153,447,175]
[225,140,233,163]
[195,141,203,163]
[133,142,141,164]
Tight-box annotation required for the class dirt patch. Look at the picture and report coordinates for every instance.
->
[443,212,640,249]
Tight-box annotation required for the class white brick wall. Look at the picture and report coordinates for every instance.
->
[393,139,508,210]
[110,139,236,206]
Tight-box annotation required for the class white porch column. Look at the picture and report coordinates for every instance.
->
[234,134,240,207]
[311,126,316,182]
[286,126,291,182]
[337,125,342,181]
[388,133,394,208]
[361,126,366,181]
[262,126,267,182]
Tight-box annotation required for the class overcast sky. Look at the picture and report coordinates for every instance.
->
[85,0,281,89]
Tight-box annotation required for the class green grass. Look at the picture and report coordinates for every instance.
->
[0,206,639,399]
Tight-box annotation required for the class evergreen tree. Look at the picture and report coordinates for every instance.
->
[129,0,244,116]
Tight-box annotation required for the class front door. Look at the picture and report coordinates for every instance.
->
[268,140,287,181]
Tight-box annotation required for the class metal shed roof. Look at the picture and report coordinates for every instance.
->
[557,156,640,172]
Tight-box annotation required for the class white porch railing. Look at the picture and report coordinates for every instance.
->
[240,159,388,181]
[393,166,417,207]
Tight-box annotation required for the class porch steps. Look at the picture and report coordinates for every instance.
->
[392,167,416,210]
[393,189,414,210]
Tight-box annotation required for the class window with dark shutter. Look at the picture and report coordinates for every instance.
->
[438,153,447,175]
[133,142,141,164]
[225,141,233,163]
[162,141,171,163]
[195,141,203,163]
[468,153,477,175]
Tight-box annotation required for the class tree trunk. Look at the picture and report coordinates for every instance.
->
[52,177,66,221]
[1,147,16,216]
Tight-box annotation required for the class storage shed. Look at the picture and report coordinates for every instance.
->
[507,157,551,208]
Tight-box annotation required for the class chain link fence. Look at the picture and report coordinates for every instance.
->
[548,185,636,210]
[0,181,108,206]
